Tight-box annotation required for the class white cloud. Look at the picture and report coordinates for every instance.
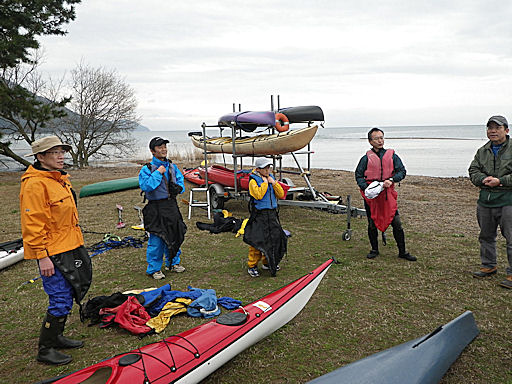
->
[37,0,512,130]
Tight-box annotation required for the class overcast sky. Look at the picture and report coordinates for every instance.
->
[37,0,512,131]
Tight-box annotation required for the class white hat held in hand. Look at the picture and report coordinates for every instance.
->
[365,181,384,199]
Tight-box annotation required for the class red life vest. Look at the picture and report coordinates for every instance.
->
[360,149,398,232]
[364,149,395,182]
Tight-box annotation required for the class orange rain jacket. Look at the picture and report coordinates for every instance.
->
[20,165,84,259]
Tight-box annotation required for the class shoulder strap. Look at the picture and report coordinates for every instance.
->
[141,163,154,203]
[247,175,256,213]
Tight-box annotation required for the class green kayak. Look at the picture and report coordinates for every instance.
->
[79,177,139,198]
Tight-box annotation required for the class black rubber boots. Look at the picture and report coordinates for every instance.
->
[37,312,84,365]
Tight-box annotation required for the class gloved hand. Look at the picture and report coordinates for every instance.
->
[235,218,249,238]
[168,182,183,197]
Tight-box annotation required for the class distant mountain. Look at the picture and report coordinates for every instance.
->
[1,79,150,133]
[134,123,150,131]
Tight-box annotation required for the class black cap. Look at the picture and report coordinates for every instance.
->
[487,115,508,128]
[149,137,170,150]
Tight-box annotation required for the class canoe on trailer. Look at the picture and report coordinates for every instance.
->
[218,111,276,132]
[197,165,290,195]
[308,310,479,384]
[218,107,324,132]
[189,125,318,155]
[199,165,251,190]
[278,105,324,124]
[181,165,249,189]
[0,238,24,270]
[41,259,334,384]
[182,167,211,186]
[79,177,139,198]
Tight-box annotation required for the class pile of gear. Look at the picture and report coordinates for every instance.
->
[81,284,242,336]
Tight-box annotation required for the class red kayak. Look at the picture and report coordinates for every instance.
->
[198,165,290,194]
[182,167,212,186]
[42,259,334,384]
[197,165,250,190]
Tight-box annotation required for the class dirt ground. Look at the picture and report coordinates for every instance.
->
[308,167,478,237]
[0,161,480,242]
[2,162,509,384]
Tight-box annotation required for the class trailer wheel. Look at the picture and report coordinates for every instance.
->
[342,230,351,241]
[209,187,225,210]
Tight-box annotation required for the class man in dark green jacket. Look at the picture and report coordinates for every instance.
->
[469,115,512,289]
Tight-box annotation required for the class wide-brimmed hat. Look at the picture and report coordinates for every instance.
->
[254,158,273,169]
[25,136,71,157]
[149,137,170,150]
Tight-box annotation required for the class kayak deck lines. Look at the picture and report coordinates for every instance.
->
[136,334,202,375]
[121,339,200,382]
[44,259,333,384]
[114,270,317,373]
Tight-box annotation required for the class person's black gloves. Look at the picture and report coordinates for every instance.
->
[168,182,183,197]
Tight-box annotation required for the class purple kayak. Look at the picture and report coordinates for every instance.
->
[218,111,276,132]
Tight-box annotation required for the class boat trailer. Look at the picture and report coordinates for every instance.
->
[194,97,365,240]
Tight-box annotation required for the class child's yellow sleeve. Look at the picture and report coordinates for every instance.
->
[249,178,268,200]
[273,182,285,199]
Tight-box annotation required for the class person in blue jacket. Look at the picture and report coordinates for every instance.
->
[139,137,187,279]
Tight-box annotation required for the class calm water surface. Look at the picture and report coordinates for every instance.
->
[2,125,488,177]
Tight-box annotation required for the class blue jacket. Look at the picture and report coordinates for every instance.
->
[140,284,242,318]
[139,157,185,201]
[249,173,280,210]
[187,288,221,318]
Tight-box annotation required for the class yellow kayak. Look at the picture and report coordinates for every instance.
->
[190,125,318,155]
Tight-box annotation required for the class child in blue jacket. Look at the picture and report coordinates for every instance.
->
[243,157,287,277]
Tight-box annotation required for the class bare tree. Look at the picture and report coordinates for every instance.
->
[0,51,70,168]
[55,63,139,167]
[0,0,80,168]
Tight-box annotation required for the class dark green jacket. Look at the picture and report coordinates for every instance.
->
[468,136,512,207]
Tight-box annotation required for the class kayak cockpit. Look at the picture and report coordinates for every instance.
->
[74,366,112,383]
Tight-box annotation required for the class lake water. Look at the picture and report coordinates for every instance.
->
[308,125,487,177]
[1,124,489,177]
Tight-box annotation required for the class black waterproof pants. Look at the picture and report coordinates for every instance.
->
[243,208,287,276]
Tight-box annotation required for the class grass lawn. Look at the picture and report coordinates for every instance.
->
[0,163,511,383]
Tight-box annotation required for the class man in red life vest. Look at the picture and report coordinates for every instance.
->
[355,127,416,261]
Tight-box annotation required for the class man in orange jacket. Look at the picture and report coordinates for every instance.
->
[20,136,92,365]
